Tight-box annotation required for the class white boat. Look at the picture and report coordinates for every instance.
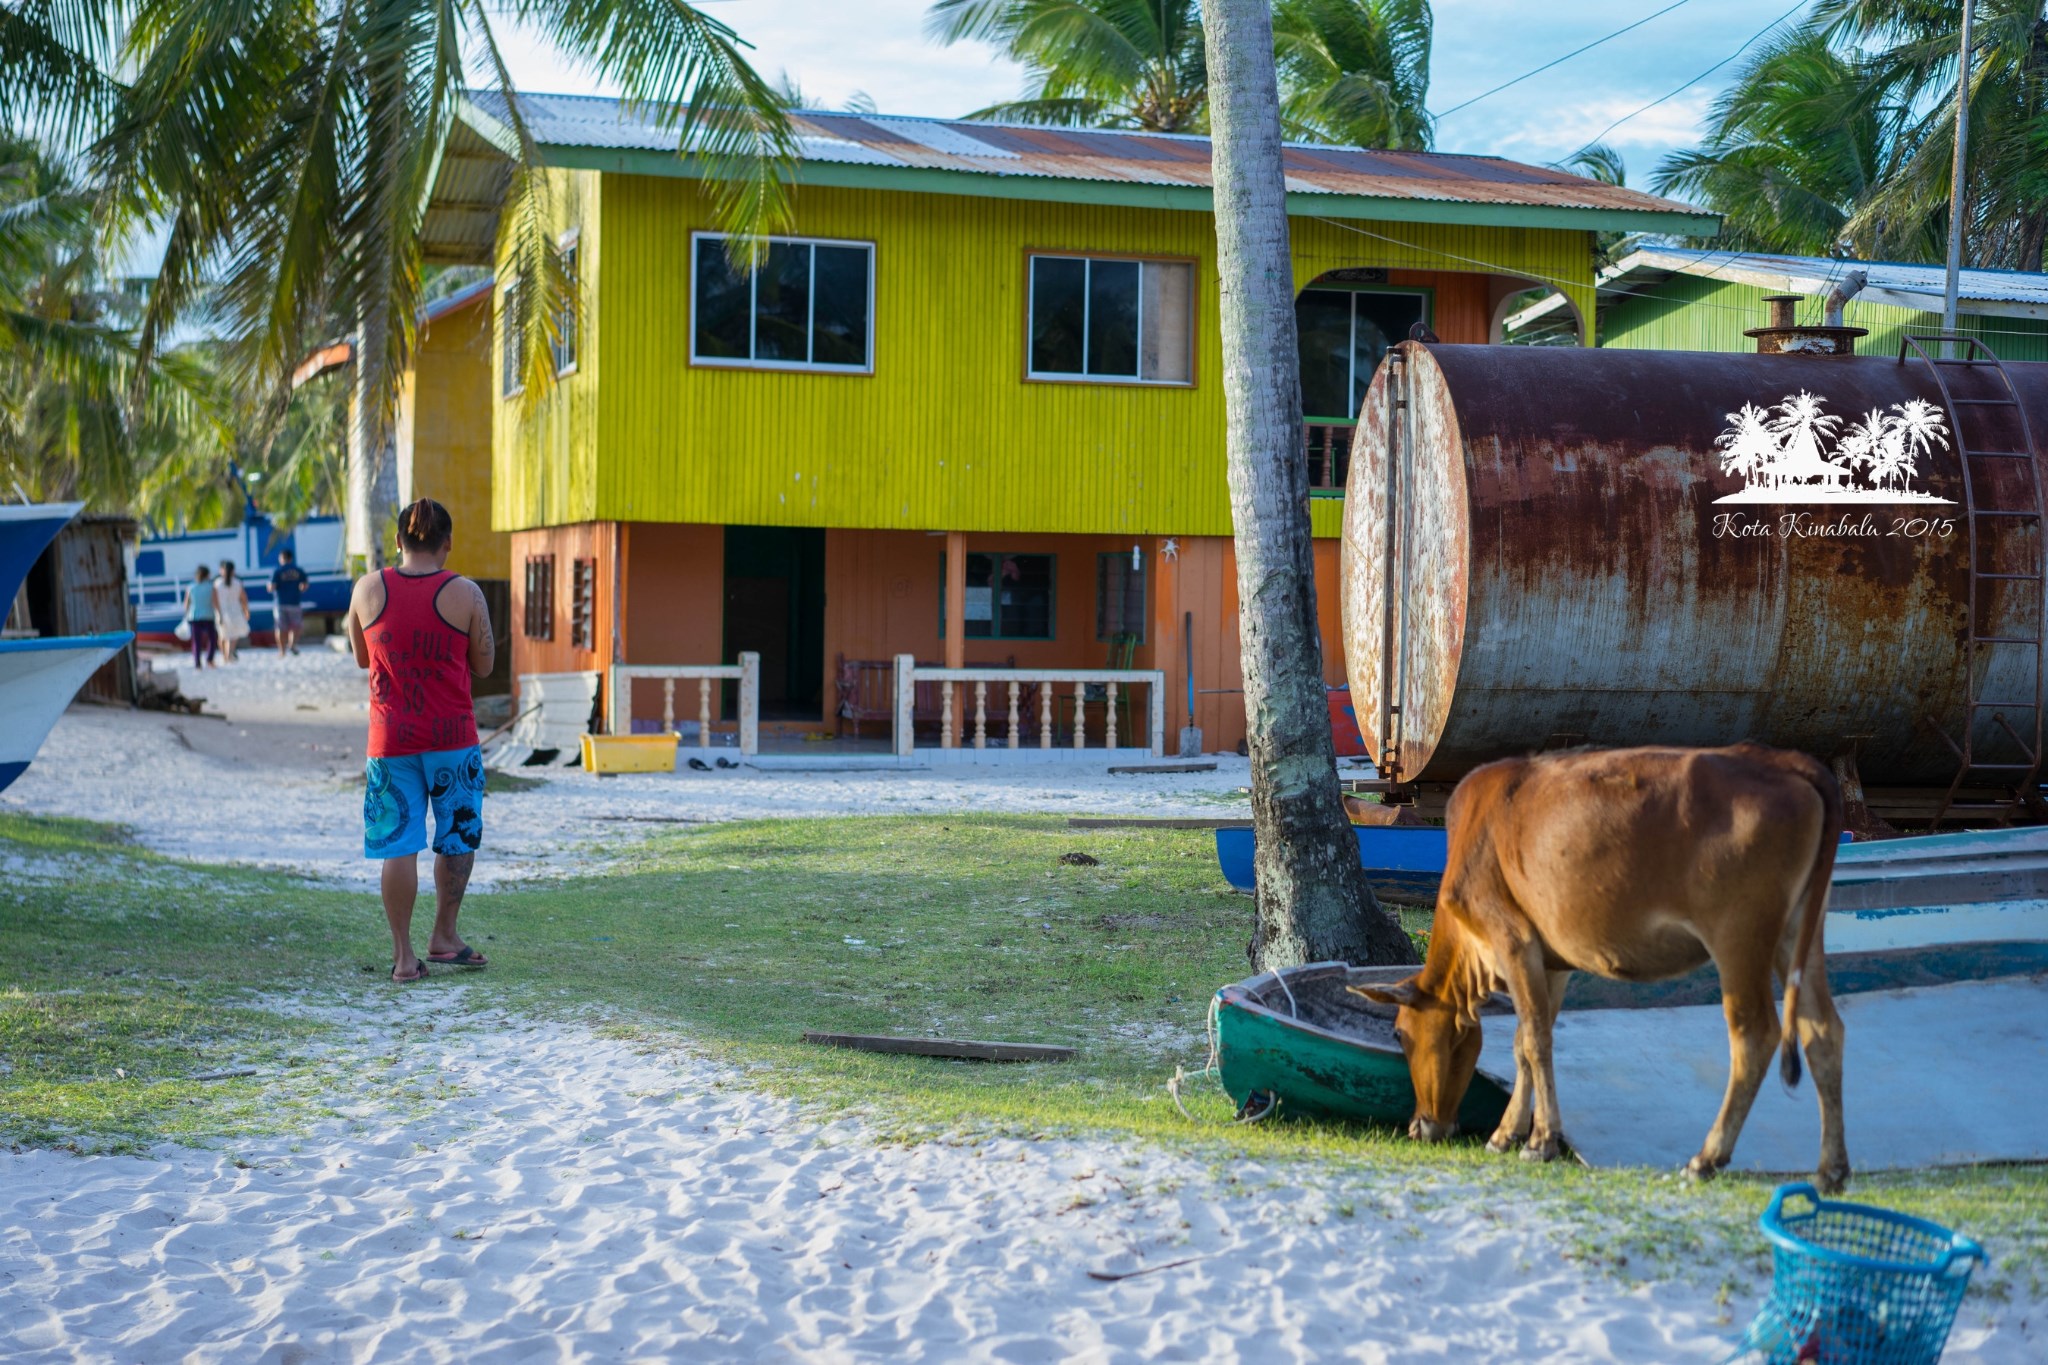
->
[1826,825,2048,951]
[0,632,134,793]
[127,508,349,639]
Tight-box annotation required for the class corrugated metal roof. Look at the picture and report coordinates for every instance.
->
[455,89,1709,227]
[1513,246,2048,326]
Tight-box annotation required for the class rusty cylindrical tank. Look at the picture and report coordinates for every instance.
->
[1340,341,2048,791]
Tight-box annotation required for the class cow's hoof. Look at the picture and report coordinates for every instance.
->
[1815,1162,1851,1195]
[1684,1154,1727,1183]
[1520,1137,1560,1163]
[1485,1133,1518,1155]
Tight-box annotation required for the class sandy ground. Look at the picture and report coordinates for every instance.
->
[5,651,2039,1361]
[1,1000,1771,1365]
[4,649,1255,888]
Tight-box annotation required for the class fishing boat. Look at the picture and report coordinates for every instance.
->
[1215,824,1445,902]
[126,488,349,641]
[1,500,85,610]
[0,632,133,793]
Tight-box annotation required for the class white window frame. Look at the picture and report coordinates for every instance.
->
[689,231,876,375]
[499,280,523,399]
[1026,253,1195,387]
[553,228,580,379]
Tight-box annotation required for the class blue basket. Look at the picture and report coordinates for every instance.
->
[1737,1183,1987,1365]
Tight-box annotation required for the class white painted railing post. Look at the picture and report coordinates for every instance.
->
[893,654,916,758]
[1149,678,1165,757]
[606,665,625,736]
[738,651,760,756]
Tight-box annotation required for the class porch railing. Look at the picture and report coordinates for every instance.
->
[1307,421,1353,493]
[893,656,1164,758]
[607,653,760,756]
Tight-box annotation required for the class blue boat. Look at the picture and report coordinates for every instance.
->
[0,632,135,792]
[127,484,349,639]
[0,500,85,610]
[1215,824,1447,902]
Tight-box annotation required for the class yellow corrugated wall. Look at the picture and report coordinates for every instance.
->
[493,168,602,535]
[495,175,1595,536]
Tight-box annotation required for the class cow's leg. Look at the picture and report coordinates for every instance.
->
[1793,951,1851,1193]
[1488,969,1570,1154]
[1499,951,1564,1162]
[1688,951,1779,1182]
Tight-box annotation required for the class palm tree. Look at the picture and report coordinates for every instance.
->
[1198,0,1414,969]
[1880,397,1950,492]
[8,0,795,565]
[1838,408,1890,490]
[0,131,228,517]
[1716,402,1781,487]
[1655,3,2048,269]
[1768,390,1846,489]
[928,0,1433,147]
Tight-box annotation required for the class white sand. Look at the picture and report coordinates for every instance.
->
[0,1003,1803,1365]
[4,650,1254,888]
[7,654,2039,1361]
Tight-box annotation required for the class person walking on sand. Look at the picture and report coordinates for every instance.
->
[347,499,496,983]
[271,549,309,657]
[184,565,219,669]
[215,561,250,663]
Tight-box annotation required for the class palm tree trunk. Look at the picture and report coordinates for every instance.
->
[346,326,400,569]
[1200,0,1415,970]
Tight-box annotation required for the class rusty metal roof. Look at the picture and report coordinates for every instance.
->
[439,90,1713,247]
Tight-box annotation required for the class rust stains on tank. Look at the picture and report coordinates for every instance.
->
[1343,343,2040,789]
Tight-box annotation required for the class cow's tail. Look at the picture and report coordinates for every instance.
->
[1779,756,1845,1089]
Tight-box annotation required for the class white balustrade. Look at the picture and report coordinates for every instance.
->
[890,662,1165,758]
[608,652,760,755]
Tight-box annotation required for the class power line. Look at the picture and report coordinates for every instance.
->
[1559,0,1808,165]
[1433,1,1693,122]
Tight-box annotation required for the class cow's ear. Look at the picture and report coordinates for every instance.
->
[1348,977,1423,1007]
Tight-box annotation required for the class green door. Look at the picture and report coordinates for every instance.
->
[723,526,826,721]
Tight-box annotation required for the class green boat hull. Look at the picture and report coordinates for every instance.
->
[1216,962,1512,1133]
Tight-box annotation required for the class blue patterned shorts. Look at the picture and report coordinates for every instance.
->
[363,746,485,859]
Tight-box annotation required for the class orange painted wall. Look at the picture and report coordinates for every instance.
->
[617,521,725,725]
[508,522,618,699]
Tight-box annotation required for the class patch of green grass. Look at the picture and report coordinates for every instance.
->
[3,808,2043,1296]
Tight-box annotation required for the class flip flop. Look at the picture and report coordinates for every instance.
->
[715,757,737,769]
[391,961,429,983]
[426,945,488,969]
[687,758,712,772]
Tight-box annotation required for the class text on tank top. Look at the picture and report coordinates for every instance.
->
[366,568,480,757]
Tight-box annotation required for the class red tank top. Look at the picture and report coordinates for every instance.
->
[365,568,480,758]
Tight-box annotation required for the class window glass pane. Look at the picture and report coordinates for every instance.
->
[753,240,812,361]
[998,554,1054,638]
[1096,553,1147,640]
[1295,289,1352,419]
[554,244,578,372]
[694,238,751,359]
[1352,292,1426,416]
[1086,259,1140,377]
[812,245,869,367]
[962,553,995,638]
[501,285,522,394]
[1030,257,1086,374]
[1140,261,1192,383]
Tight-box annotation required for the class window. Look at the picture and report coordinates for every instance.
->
[692,233,873,372]
[1029,255,1192,384]
[500,283,524,397]
[523,554,555,640]
[1095,552,1146,642]
[553,233,579,376]
[570,557,597,650]
[133,550,164,577]
[1295,288,1427,421]
[941,553,1055,640]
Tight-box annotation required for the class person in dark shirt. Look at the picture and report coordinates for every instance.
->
[271,549,310,656]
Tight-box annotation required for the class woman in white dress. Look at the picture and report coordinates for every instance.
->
[215,560,251,662]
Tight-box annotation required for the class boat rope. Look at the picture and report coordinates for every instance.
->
[1165,995,1280,1125]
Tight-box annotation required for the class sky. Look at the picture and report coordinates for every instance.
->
[484,0,1814,192]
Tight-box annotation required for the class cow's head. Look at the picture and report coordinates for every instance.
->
[1348,975,1482,1143]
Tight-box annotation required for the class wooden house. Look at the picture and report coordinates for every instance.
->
[418,93,1712,749]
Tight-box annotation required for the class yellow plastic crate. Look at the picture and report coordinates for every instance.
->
[580,732,680,774]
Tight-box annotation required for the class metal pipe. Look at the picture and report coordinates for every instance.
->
[1823,270,1868,328]
[1943,0,1977,334]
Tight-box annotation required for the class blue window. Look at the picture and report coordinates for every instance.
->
[134,550,164,576]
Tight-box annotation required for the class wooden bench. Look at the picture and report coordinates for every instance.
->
[836,654,1026,739]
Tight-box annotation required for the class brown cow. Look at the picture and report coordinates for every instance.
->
[1350,743,1849,1192]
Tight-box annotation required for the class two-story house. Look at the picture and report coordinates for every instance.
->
[418,92,1712,751]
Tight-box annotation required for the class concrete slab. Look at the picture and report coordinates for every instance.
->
[1479,976,2048,1173]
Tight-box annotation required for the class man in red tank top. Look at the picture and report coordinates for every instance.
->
[347,499,498,982]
